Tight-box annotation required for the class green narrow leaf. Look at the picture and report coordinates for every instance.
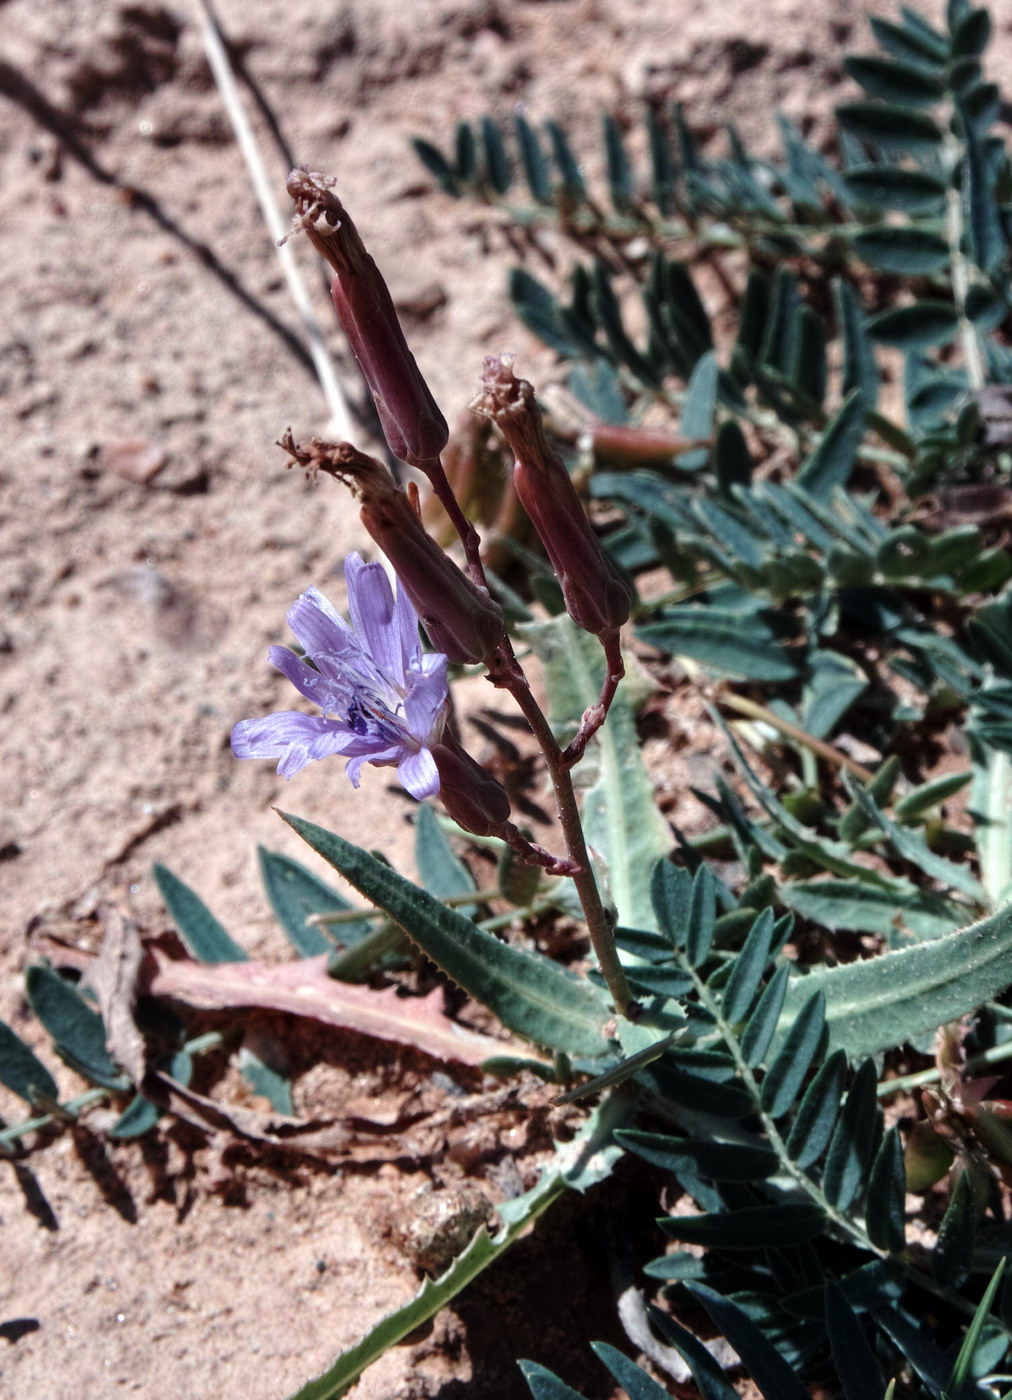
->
[834,279,879,409]
[875,1306,950,1393]
[933,1169,975,1287]
[825,1280,885,1400]
[645,107,677,214]
[781,880,959,942]
[894,770,972,819]
[24,963,128,1092]
[108,1091,161,1140]
[545,119,585,200]
[258,847,368,956]
[678,350,718,469]
[616,1129,779,1182]
[592,259,660,389]
[649,1062,753,1119]
[802,650,868,740]
[519,1363,586,1400]
[238,1043,294,1116]
[844,55,945,106]
[786,1047,848,1168]
[852,227,950,274]
[280,813,611,1055]
[836,102,943,151]
[686,866,716,967]
[796,390,865,494]
[760,266,801,378]
[846,781,985,900]
[953,6,991,59]
[509,268,587,359]
[415,804,477,907]
[740,964,790,1068]
[822,1059,881,1209]
[602,114,634,209]
[795,305,827,409]
[153,863,247,963]
[867,301,960,350]
[958,95,1005,273]
[722,908,776,1023]
[865,1127,907,1253]
[870,15,948,66]
[454,121,477,184]
[736,267,771,364]
[843,164,947,212]
[525,616,671,931]
[480,116,511,195]
[637,608,800,682]
[0,1018,59,1106]
[651,861,692,951]
[514,113,552,203]
[660,1204,825,1250]
[648,1307,739,1400]
[946,1258,1006,1400]
[685,1282,811,1399]
[714,419,752,494]
[761,990,826,1118]
[411,137,459,196]
[592,1343,671,1400]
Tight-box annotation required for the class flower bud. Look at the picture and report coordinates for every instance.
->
[280,434,505,665]
[472,356,631,638]
[431,731,512,837]
[286,168,448,469]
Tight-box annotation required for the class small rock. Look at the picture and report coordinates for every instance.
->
[103,437,168,483]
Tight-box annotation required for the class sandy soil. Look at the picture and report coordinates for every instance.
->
[3,1,1008,1396]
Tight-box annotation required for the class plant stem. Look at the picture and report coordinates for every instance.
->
[878,1036,1012,1100]
[717,691,876,784]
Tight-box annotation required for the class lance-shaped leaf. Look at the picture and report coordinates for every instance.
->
[868,301,960,350]
[826,1280,885,1400]
[592,1343,672,1400]
[660,1203,826,1249]
[25,963,129,1092]
[722,908,776,1023]
[836,102,943,151]
[519,1364,586,1400]
[639,608,800,682]
[761,990,825,1118]
[685,1282,811,1400]
[786,1047,848,1169]
[933,1169,975,1288]
[843,164,947,212]
[616,1129,779,1181]
[796,390,865,497]
[153,863,247,963]
[865,1126,906,1254]
[258,847,372,956]
[844,54,945,106]
[0,1019,59,1107]
[852,227,949,274]
[414,804,477,908]
[822,1059,881,1210]
[280,813,611,1055]
[781,879,960,942]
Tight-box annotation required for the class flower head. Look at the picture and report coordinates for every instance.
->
[232,555,449,799]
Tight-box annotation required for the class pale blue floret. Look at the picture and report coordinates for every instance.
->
[231,554,449,800]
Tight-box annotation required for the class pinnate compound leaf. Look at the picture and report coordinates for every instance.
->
[825,1280,885,1400]
[153,863,247,963]
[25,963,128,1091]
[0,1018,59,1106]
[822,1059,881,1210]
[258,847,369,956]
[867,301,960,350]
[865,1126,907,1254]
[660,1203,826,1250]
[592,1343,671,1400]
[761,990,825,1118]
[280,813,611,1055]
[685,1282,810,1400]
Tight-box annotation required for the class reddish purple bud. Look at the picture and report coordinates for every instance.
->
[431,730,512,838]
[472,356,631,638]
[280,434,505,665]
[286,168,448,470]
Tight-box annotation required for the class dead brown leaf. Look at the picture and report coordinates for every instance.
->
[144,948,536,1067]
[84,902,147,1085]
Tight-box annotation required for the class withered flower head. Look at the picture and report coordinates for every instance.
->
[472,356,631,639]
[285,168,449,471]
[281,433,505,666]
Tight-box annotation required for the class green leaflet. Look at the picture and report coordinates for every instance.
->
[286,1098,625,1400]
[778,899,1012,1057]
[0,1019,59,1107]
[523,615,670,931]
[280,812,611,1055]
[153,863,247,963]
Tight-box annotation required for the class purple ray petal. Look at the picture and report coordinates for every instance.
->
[397,747,440,800]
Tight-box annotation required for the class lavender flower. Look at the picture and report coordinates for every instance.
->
[232,555,449,799]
